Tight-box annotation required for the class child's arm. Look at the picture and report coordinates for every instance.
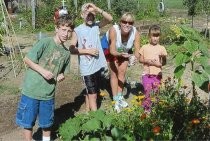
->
[133,31,140,60]
[88,3,113,28]
[160,55,167,66]
[24,57,54,80]
[69,32,99,56]
[57,73,65,82]
[139,55,162,67]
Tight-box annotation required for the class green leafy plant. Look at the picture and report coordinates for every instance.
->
[168,25,210,94]
[58,78,210,140]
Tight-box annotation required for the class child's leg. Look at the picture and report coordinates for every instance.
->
[39,99,54,141]
[152,75,162,93]
[16,95,38,140]
[87,93,97,111]
[117,59,128,94]
[85,95,90,112]
[109,61,119,98]
[23,128,33,141]
[83,70,101,111]
[142,75,153,112]
[42,128,51,141]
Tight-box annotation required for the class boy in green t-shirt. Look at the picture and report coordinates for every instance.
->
[16,15,74,141]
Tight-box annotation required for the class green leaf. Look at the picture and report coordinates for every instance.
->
[204,65,210,75]
[105,135,114,141]
[168,43,180,53]
[175,53,190,66]
[183,40,198,54]
[102,116,113,128]
[199,43,210,57]
[89,110,105,121]
[174,65,185,79]
[192,72,209,87]
[195,56,208,67]
[90,137,101,141]
[111,127,123,139]
[82,118,101,132]
[59,118,82,141]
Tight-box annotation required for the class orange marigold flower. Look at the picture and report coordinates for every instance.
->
[191,118,200,124]
[152,126,161,135]
[140,113,147,120]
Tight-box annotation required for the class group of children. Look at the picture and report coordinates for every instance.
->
[15,3,167,141]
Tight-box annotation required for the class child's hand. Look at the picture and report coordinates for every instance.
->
[85,3,98,13]
[41,70,54,80]
[87,48,99,57]
[121,52,129,58]
[151,59,162,67]
[57,73,65,82]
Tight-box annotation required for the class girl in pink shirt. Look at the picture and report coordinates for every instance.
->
[139,25,167,113]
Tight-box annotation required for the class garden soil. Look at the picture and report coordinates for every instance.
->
[0,16,209,140]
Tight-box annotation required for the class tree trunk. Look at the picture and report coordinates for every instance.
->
[191,16,194,28]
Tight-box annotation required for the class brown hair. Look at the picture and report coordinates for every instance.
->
[148,25,161,37]
[55,15,74,29]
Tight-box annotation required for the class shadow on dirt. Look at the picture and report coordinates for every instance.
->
[124,82,144,99]
[32,89,86,141]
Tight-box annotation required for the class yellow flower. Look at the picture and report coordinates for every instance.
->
[133,95,138,100]
[151,97,155,102]
[125,108,133,112]
[131,99,136,104]
[99,91,107,97]
[111,101,116,105]
[138,95,145,100]
[137,101,142,106]
[185,98,191,104]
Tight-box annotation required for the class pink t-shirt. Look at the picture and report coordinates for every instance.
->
[139,44,167,75]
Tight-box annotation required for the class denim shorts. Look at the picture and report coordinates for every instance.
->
[16,94,54,129]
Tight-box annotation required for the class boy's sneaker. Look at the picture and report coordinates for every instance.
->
[118,96,128,108]
[114,101,121,113]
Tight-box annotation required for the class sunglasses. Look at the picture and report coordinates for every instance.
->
[121,20,134,25]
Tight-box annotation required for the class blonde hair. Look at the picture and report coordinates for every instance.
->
[81,3,90,13]
[120,12,135,22]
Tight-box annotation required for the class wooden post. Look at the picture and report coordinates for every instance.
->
[74,0,77,13]
[107,0,111,10]
[31,0,35,29]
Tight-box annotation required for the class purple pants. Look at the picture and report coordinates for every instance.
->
[141,74,162,112]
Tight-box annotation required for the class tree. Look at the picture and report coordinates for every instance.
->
[183,0,199,28]
[200,0,210,38]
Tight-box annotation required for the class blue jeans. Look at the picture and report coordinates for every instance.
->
[16,94,54,129]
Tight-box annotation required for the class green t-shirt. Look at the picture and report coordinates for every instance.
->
[22,37,70,100]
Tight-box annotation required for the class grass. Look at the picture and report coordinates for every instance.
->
[140,0,185,9]
[0,84,20,95]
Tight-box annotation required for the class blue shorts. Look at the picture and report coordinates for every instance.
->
[16,94,54,129]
